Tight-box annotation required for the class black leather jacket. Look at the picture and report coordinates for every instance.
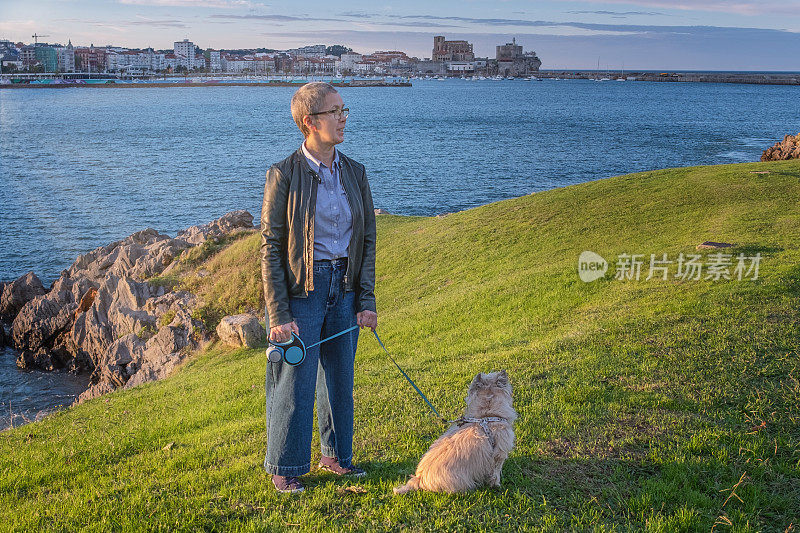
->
[260,147,376,328]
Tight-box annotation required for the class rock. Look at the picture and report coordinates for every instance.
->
[0,324,7,347]
[176,210,255,245]
[95,333,147,387]
[143,290,200,331]
[71,274,162,367]
[74,323,193,405]
[8,271,100,371]
[123,351,188,390]
[12,295,77,368]
[696,241,735,249]
[144,325,189,359]
[216,314,265,348]
[122,326,190,390]
[67,228,191,282]
[17,211,266,404]
[374,208,391,215]
[0,272,47,320]
[762,132,800,161]
[76,381,116,404]
[50,270,97,301]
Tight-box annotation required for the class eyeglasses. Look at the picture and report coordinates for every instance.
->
[308,107,349,120]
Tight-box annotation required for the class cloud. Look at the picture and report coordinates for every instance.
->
[360,21,461,28]
[209,13,343,22]
[386,14,642,32]
[379,15,799,37]
[124,19,187,28]
[338,11,372,18]
[567,10,665,16]
[56,17,187,29]
[0,20,37,33]
[552,0,800,16]
[119,0,265,7]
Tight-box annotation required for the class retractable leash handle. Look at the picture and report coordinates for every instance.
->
[266,325,360,366]
[266,332,306,365]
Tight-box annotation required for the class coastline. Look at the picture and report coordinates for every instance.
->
[534,70,800,85]
[0,80,412,89]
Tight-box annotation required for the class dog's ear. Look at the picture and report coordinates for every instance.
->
[470,372,486,389]
[495,370,509,387]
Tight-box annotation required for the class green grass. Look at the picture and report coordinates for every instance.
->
[2,160,800,531]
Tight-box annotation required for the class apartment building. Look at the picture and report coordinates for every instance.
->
[173,39,195,69]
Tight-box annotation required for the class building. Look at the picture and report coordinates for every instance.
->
[447,61,474,73]
[75,46,107,72]
[0,54,21,71]
[288,44,326,58]
[174,39,195,69]
[496,38,541,76]
[19,46,37,69]
[338,52,362,73]
[414,60,447,75]
[432,35,474,62]
[0,40,16,54]
[164,53,180,71]
[273,53,292,74]
[56,41,75,72]
[371,50,410,66]
[144,48,166,72]
[205,49,221,72]
[221,54,247,73]
[496,38,522,62]
[253,54,276,74]
[35,46,58,72]
[105,49,165,73]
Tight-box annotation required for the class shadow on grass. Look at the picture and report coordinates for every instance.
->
[291,454,661,503]
[504,455,660,499]
[731,243,783,256]
[779,262,800,296]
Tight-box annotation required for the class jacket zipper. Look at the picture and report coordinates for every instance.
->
[340,166,355,288]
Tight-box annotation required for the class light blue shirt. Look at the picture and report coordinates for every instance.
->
[302,142,353,261]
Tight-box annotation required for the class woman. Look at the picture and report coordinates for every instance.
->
[260,82,378,494]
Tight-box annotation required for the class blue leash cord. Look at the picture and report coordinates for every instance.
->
[301,324,446,423]
[371,329,446,423]
[306,325,360,350]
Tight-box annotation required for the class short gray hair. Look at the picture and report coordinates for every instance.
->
[291,82,339,137]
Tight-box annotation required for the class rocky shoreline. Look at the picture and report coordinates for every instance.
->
[761,133,800,161]
[0,210,257,406]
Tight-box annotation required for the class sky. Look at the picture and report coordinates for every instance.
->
[1,0,799,70]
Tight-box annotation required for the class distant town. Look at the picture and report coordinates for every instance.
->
[0,35,542,78]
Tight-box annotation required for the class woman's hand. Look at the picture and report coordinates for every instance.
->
[357,310,378,331]
[270,321,299,343]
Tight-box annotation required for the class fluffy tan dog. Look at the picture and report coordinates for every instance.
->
[394,370,517,494]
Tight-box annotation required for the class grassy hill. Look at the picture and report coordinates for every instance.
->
[1,160,799,531]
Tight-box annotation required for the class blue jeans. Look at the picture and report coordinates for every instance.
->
[264,258,359,476]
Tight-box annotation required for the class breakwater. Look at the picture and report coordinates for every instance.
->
[536,71,800,85]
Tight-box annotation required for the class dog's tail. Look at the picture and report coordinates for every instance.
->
[393,475,420,495]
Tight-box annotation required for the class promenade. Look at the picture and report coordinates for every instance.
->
[0,79,411,89]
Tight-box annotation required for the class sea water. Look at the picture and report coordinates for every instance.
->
[1,78,798,428]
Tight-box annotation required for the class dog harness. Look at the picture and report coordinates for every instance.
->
[452,416,507,448]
